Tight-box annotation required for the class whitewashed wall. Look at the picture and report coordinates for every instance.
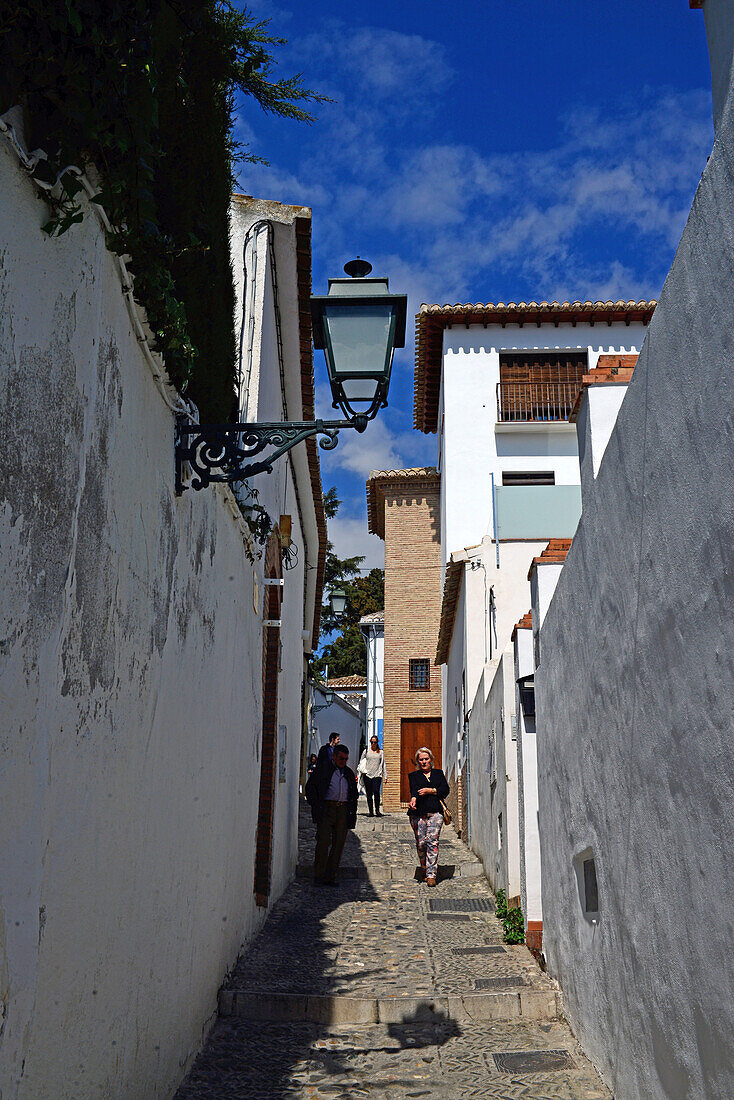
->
[0,140,311,1099]
[514,626,541,926]
[536,7,734,1093]
[309,685,363,767]
[466,648,520,897]
[363,623,384,747]
[442,539,545,789]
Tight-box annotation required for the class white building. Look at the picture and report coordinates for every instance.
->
[360,611,385,748]
[307,681,364,767]
[533,5,734,1093]
[512,612,542,953]
[418,302,652,830]
[328,674,367,717]
[465,645,520,901]
[0,125,326,1100]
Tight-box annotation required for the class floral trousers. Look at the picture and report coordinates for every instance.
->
[410,812,443,877]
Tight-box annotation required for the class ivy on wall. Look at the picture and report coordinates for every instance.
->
[0,0,325,421]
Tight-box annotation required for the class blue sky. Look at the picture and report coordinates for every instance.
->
[234,1,713,570]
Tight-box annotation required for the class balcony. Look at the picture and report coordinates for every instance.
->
[494,484,582,540]
[496,380,582,423]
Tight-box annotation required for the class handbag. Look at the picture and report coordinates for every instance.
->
[439,798,452,826]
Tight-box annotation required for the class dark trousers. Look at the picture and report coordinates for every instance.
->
[363,775,382,814]
[314,802,349,881]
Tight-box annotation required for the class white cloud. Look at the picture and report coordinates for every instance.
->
[297,25,452,110]
[328,514,385,571]
[325,418,406,479]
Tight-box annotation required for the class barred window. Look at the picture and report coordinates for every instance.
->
[409,658,430,691]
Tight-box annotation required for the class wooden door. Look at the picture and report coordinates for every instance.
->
[400,718,442,803]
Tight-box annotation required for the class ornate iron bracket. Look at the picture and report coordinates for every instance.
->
[175,417,356,493]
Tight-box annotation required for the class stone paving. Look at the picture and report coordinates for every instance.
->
[174,803,611,1099]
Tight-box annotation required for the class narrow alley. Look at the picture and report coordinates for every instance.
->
[175,806,610,1100]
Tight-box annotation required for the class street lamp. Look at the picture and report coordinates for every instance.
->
[311,687,335,715]
[329,587,348,620]
[175,259,407,492]
[311,259,406,429]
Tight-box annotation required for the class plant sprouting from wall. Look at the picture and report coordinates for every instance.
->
[495,889,507,919]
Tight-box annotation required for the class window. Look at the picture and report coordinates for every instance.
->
[497,351,588,422]
[409,658,430,691]
[583,858,599,913]
[502,471,555,486]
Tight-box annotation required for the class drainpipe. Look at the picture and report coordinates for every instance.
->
[491,473,500,569]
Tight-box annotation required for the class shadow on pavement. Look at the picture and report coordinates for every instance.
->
[173,801,462,1099]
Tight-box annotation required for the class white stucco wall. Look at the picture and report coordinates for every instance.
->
[466,648,520,898]
[363,624,384,746]
[439,322,648,564]
[575,382,630,494]
[0,141,313,1098]
[514,626,541,925]
[443,570,467,782]
[309,685,363,766]
[442,538,545,775]
[535,23,734,1095]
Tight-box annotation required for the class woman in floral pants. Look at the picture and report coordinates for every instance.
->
[407,747,450,887]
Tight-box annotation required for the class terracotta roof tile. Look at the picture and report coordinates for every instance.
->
[414,300,656,434]
[569,354,638,422]
[435,558,464,665]
[366,467,440,540]
[511,611,533,641]
[528,539,573,580]
[328,675,367,688]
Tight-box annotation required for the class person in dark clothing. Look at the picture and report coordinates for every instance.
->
[407,747,450,887]
[307,753,318,776]
[316,731,340,767]
[305,743,358,885]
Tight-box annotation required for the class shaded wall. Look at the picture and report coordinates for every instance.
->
[536,37,734,1098]
[0,139,305,1099]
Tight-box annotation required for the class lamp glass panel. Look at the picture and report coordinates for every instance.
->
[340,376,381,402]
[331,593,347,615]
[323,302,392,380]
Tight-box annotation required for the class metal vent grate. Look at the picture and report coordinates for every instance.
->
[474,976,527,989]
[492,1050,576,1074]
[429,898,495,912]
[451,945,506,955]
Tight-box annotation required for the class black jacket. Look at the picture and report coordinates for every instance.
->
[407,768,449,817]
[305,757,358,829]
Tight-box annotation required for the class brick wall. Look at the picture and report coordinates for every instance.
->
[381,479,443,811]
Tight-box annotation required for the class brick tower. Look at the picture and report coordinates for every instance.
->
[366,468,442,812]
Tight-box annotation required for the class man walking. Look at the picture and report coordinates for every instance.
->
[305,743,358,886]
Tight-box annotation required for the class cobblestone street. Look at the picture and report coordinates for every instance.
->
[175,805,611,1099]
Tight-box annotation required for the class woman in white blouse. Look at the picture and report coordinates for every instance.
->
[358,736,387,816]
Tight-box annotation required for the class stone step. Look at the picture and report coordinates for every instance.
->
[294,861,485,881]
[219,987,560,1025]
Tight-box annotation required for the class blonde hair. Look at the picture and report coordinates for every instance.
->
[414,746,434,766]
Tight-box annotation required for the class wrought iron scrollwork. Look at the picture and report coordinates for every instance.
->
[175,418,350,492]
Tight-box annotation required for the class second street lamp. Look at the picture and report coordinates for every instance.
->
[175,259,407,492]
[329,587,348,620]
